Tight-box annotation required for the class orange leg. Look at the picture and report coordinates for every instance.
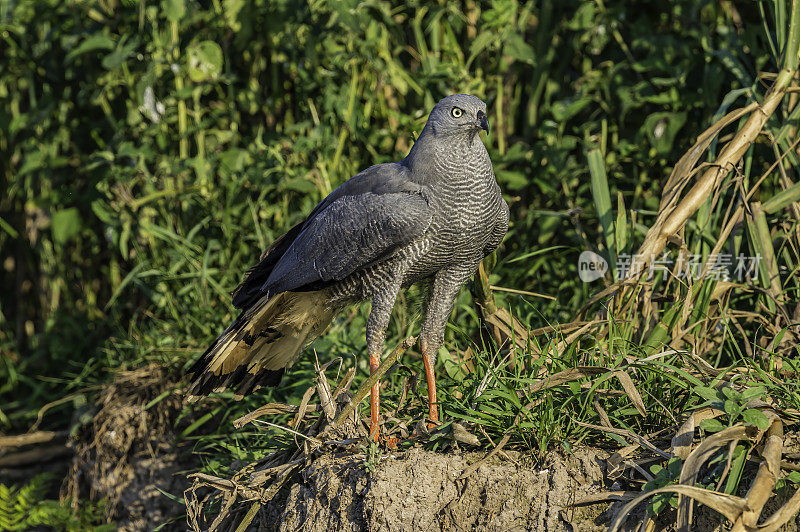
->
[421,339,439,427]
[369,351,380,441]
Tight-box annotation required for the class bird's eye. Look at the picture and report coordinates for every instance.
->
[450,107,463,118]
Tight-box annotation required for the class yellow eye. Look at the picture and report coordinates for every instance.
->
[451,107,463,118]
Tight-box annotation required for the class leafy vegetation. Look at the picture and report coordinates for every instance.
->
[0,473,111,531]
[0,0,773,431]
[2,0,800,528]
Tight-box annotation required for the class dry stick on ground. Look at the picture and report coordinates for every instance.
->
[331,336,417,429]
[609,418,800,532]
[627,1,800,280]
[314,357,341,421]
[0,444,72,467]
[291,386,318,428]
[0,430,67,448]
[733,419,784,530]
[186,461,302,532]
[232,403,318,429]
[676,424,751,528]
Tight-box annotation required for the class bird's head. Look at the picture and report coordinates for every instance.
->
[424,94,489,139]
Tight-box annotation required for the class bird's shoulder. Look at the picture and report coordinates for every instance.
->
[232,163,431,308]
[305,162,433,248]
[315,162,428,210]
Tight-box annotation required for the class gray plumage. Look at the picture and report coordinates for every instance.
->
[189,94,509,396]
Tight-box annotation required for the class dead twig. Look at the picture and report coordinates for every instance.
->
[0,430,67,449]
[232,403,318,429]
[0,444,72,467]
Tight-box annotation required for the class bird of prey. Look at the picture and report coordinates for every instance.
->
[189,94,509,439]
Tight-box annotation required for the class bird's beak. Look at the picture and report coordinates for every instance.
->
[477,110,489,134]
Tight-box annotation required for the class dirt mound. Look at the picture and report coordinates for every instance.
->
[63,364,192,531]
[57,361,800,531]
[267,446,608,531]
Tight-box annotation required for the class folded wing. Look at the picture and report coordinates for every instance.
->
[231,163,431,308]
[264,191,430,295]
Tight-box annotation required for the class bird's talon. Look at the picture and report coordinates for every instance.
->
[369,425,380,442]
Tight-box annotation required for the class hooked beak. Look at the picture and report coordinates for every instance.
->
[477,110,489,134]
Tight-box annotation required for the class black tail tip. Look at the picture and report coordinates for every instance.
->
[187,366,286,400]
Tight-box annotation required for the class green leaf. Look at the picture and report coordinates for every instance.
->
[102,39,138,71]
[763,181,800,214]
[615,191,627,254]
[699,418,725,433]
[587,148,616,272]
[503,33,535,65]
[643,112,687,154]
[495,169,528,191]
[724,399,743,420]
[740,386,765,402]
[282,177,318,194]
[187,40,224,82]
[51,208,82,244]
[90,200,115,225]
[468,32,497,65]
[218,148,251,175]
[667,457,683,477]
[566,2,596,30]
[746,204,778,313]
[648,494,668,516]
[693,386,721,402]
[223,0,245,30]
[725,443,749,494]
[66,35,115,62]
[551,98,591,122]
[742,409,770,430]
[439,347,469,382]
[0,216,18,238]
[722,387,740,401]
[162,0,185,22]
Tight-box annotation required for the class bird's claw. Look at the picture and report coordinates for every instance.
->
[368,423,401,450]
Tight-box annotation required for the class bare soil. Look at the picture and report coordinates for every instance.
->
[58,366,800,531]
[263,447,609,532]
[62,365,615,531]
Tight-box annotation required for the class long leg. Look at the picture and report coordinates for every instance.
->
[366,284,401,440]
[420,267,472,427]
[420,337,438,425]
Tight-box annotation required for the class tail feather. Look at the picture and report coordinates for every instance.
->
[188,291,334,399]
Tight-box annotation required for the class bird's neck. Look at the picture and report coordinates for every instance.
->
[403,127,481,184]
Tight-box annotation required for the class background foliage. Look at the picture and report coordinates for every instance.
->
[1,0,774,430]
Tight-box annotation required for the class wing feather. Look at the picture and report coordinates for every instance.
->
[264,191,430,294]
[231,162,430,308]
